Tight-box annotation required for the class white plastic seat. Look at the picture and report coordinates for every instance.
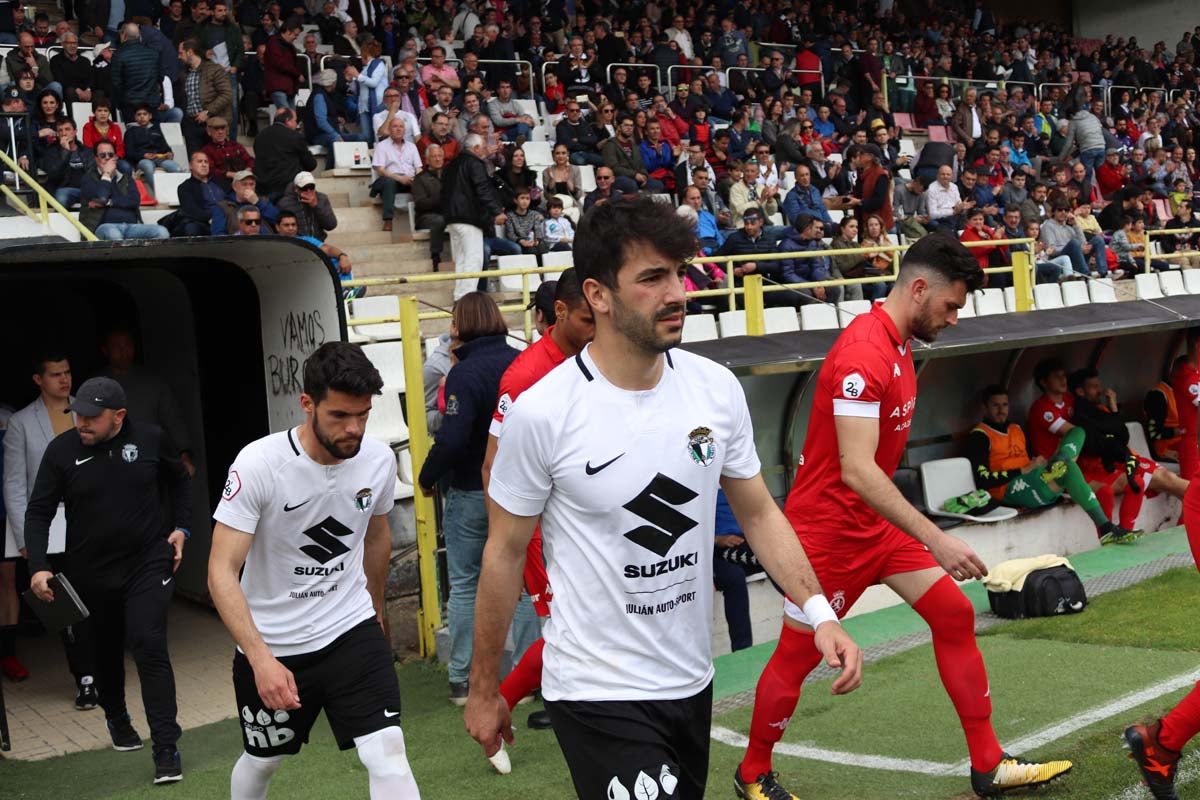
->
[1060,281,1090,307]
[397,449,415,484]
[1126,421,1178,473]
[1135,272,1165,299]
[681,314,719,342]
[361,341,406,393]
[578,164,596,194]
[71,101,93,139]
[333,140,372,169]
[920,458,1019,523]
[957,293,976,318]
[1184,270,1200,294]
[365,389,409,446]
[1161,270,1187,296]
[153,172,189,207]
[835,299,871,327]
[1088,277,1117,303]
[347,295,401,342]
[1032,283,1064,309]
[515,98,540,123]
[424,337,442,358]
[522,141,553,166]
[1003,285,1017,312]
[763,306,800,333]
[496,254,539,292]
[827,208,844,224]
[800,304,839,330]
[540,250,573,281]
[974,288,1006,316]
[718,310,747,337]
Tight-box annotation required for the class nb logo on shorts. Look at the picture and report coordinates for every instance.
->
[622,474,698,558]
[241,706,295,749]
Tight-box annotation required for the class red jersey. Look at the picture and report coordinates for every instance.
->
[1026,393,1075,460]
[1172,359,1200,439]
[785,304,917,540]
[489,327,568,616]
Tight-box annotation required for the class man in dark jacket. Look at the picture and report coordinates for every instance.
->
[413,142,447,271]
[716,206,806,307]
[0,87,33,173]
[80,141,169,240]
[41,118,90,207]
[5,32,60,97]
[601,113,662,194]
[443,134,506,300]
[176,38,232,156]
[175,150,224,235]
[554,99,601,166]
[111,23,164,123]
[276,170,338,240]
[252,108,317,197]
[50,32,95,104]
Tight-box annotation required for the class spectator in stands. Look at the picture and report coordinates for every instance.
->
[197,0,241,133]
[729,160,779,228]
[555,99,601,167]
[1024,219,1076,282]
[373,86,419,145]
[692,167,734,230]
[124,105,181,196]
[415,111,459,166]
[967,384,1121,537]
[716,205,799,302]
[488,78,535,144]
[5,31,60,99]
[1163,200,1200,267]
[782,163,832,229]
[1021,181,1050,225]
[199,115,250,189]
[775,213,839,306]
[253,108,317,200]
[81,97,127,167]
[496,147,539,210]
[370,117,421,233]
[211,169,280,234]
[894,174,931,240]
[711,489,754,652]
[112,23,163,124]
[639,118,678,194]
[42,118,88,207]
[302,69,351,169]
[418,84,455,137]
[80,141,169,240]
[602,113,662,195]
[851,144,893,233]
[675,142,713,201]
[262,16,303,110]
[504,186,546,255]
[926,164,969,233]
[703,71,737,124]
[229,204,265,235]
[49,32,94,105]
[176,38,232,158]
[443,134,506,300]
[275,211,354,284]
[413,143,447,271]
[960,206,1008,279]
[175,150,223,235]
[0,87,32,173]
[277,170,337,241]
[541,197,574,251]
[31,88,65,159]
[1043,201,1111,278]
[828,216,868,302]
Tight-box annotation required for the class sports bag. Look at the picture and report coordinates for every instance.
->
[987,565,1087,619]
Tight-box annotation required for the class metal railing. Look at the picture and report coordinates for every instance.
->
[0,141,99,242]
[478,58,535,99]
[1104,84,1140,121]
[1145,226,1200,273]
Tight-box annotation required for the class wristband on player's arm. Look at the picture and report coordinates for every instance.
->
[802,594,839,629]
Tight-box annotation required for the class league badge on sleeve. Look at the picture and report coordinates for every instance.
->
[354,488,374,512]
[223,470,242,501]
[687,426,716,467]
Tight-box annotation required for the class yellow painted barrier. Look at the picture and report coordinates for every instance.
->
[0,147,99,241]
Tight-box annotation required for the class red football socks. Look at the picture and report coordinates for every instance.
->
[912,575,1003,773]
[1160,482,1200,752]
[1094,483,1115,531]
[739,624,824,783]
[499,637,545,710]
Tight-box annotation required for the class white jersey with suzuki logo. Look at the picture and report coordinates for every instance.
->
[489,345,760,702]
[214,428,396,657]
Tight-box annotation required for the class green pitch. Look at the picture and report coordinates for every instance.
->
[2,544,1197,799]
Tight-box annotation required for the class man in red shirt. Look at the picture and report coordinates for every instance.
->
[1095,148,1127,199]
[736,235,1073,800]
[1172,329,1200,481]
[959,207,1007,274]
[478,270,595,772]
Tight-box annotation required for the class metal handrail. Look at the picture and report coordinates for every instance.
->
[605,61,652,85]
[1144,225,1200,273]
[1104,84,1141,121]
[0,143,99,241]
[477,58,535,99]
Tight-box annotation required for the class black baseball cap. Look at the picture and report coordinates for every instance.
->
[66,377,127,416]
[3,87,21,102]
[528,280,557,320]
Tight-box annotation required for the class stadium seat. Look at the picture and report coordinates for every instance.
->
[1184,270,1200,294]
[71,102,93,139]
[515,98,540,123]
[347,295,401,342]
[540,249,573,281]
[528,125,548,141]
[800,304,839,330]
[1032,283,1064,309]
[681,314,718,342]
[1088,277,1117,303]
[361,341,406,393]
[397,448,415,484]
[836,299,871,327]
[496,254,539,292]
[763,306,800,333]
[957,293,976,318]
[365,389,409,446]
[920,458,1019,523]
[523,141,554,167]
[153,172,189,206]
[1126,421,1179,474]
[1061,281,1090,307]
[718,310,747,337]
[424,336,441,358]
[974,288,1006,316]
[928,125,952,143]
[827,208,844,224]
[1003,286,1016,312]
[578,164,596,194]
[333,141,371,169]
[1160,270,1187,296]
[393,475,414,501]
[1135,272,1165,299]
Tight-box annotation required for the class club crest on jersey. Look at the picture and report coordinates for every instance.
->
[687,426,716,466]
[830,590,846,613]
[354,487,373,512]
[445,394,460,415]
[121,443,139,463]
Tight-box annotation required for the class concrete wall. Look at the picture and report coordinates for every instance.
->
[1074,0,1200,50]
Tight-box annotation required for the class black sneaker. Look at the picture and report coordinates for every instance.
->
[1124,720,1180,800]
[107,714,144,751]
[153,748,183,784]
[75,681,98,710]
[527,709,553,730]
[449,681,469,706]
[970,752,1073,797]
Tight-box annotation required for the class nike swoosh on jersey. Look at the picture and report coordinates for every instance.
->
[585,453,626,475]
[283,499,312,512]
[75,457,94,465]
[383,709,400,718]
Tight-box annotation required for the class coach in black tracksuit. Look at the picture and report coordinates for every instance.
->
[25,377,191,782]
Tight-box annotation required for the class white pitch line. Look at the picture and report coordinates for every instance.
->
[713,668,1200,779]
[1106,751,1200,800]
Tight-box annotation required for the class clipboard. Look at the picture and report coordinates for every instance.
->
[22,573,89,633]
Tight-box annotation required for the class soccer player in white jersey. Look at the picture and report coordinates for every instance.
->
[465,196,863,798]
[208,343,420,800]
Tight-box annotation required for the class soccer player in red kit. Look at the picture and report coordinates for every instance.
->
[1171,328,1200,481]
[735,235,1073,800]
[478,270,594,773]
[1124,478,1200,799]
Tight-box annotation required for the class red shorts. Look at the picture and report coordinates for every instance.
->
[784,524,938,623]
[523,528,552,618]
[1078,454,1157,491]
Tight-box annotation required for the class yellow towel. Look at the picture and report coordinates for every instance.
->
[983,554,1074,593]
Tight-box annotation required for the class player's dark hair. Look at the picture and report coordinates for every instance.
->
[1068,366,1099,394]
[554,267,586,307]
[302,342,383,403]
[980,383,1007,404]
[452,292,507,341]
[897,232,984,291]
[32,347,68,375]
[574,195,697,290]
[1033,357,1065,390]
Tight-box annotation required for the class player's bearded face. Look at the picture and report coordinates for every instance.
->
[312,404,366,459]
[911,281,964,341]
[610,287,685,354]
